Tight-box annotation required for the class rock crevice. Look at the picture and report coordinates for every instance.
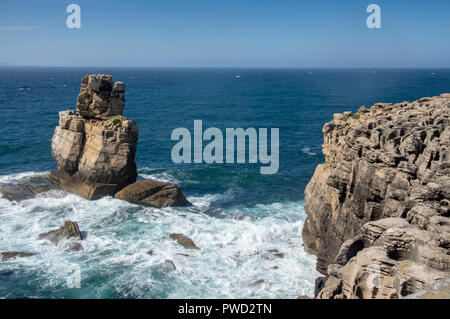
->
[303,94,450,299]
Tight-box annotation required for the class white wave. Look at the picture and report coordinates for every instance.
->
[302,147,316,156]
[0,171,49,183]
[0,171,318,298]
[138,167,180,184]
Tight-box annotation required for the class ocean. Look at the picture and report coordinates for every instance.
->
[1,67,449,298]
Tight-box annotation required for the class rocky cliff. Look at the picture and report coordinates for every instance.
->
[50,74,138,199]
[302,94,450,299]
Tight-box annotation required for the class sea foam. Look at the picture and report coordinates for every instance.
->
[0,171,318,298]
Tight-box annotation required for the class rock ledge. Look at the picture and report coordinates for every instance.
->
[303,94,450,299]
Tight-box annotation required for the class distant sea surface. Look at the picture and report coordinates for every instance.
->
[1,67,449,298]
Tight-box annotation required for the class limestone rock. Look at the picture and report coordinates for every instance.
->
[51,75,138,200]
[1,251,37,262]
[39,221,81,242]
[249,279,265,287]
[303,94,450,299]
[261,249,285,260]
[76,74,125,119]
[114,180,191,208]
[169,233,200,250]
[49,170,129,201]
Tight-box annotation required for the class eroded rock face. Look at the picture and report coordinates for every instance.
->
[303,94,450,299]
[114,180,191,208]
[76,74,125,119]
[51,74,138,200]
[38,221,82,242]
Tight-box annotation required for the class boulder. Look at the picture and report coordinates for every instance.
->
[303,94,450,299]
[38,221,83,251]
[50,75,138,200]
[76,74,125,119]
[114,180,191,208]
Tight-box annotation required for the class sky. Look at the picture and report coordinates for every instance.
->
[1,0,449,67]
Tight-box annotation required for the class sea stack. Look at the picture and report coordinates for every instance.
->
[303,94,450,299]
[50,74,138,200]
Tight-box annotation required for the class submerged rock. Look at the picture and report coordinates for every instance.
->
[169,233,200,250]
[261,249,285,260]
[38,221,83,251]
[50,74,190,205]
[50,74,138,200]
[0,251,37,262]
[76,74,125,119]
[49,169,133,201]
[302,94,450,299]
[162,260,177,272]
[115,180,191,208]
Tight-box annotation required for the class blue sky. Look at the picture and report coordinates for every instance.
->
[1,0,449,67]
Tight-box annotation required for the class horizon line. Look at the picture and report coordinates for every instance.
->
[1,65,450,69]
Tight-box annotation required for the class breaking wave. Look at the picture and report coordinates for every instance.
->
[0,170,318,298]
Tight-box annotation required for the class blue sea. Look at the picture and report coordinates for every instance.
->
[1,67,449,298]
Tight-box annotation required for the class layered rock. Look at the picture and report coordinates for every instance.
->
[302,94,450,299]
[169,233,200,250]
[1,251,37,262]
[50,74,138,200]
[76,74,126,119]
[114,180,191,208]
[38,221,82,243]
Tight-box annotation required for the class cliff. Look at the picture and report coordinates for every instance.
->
[50,74,138,199]
[302,94,450,299]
